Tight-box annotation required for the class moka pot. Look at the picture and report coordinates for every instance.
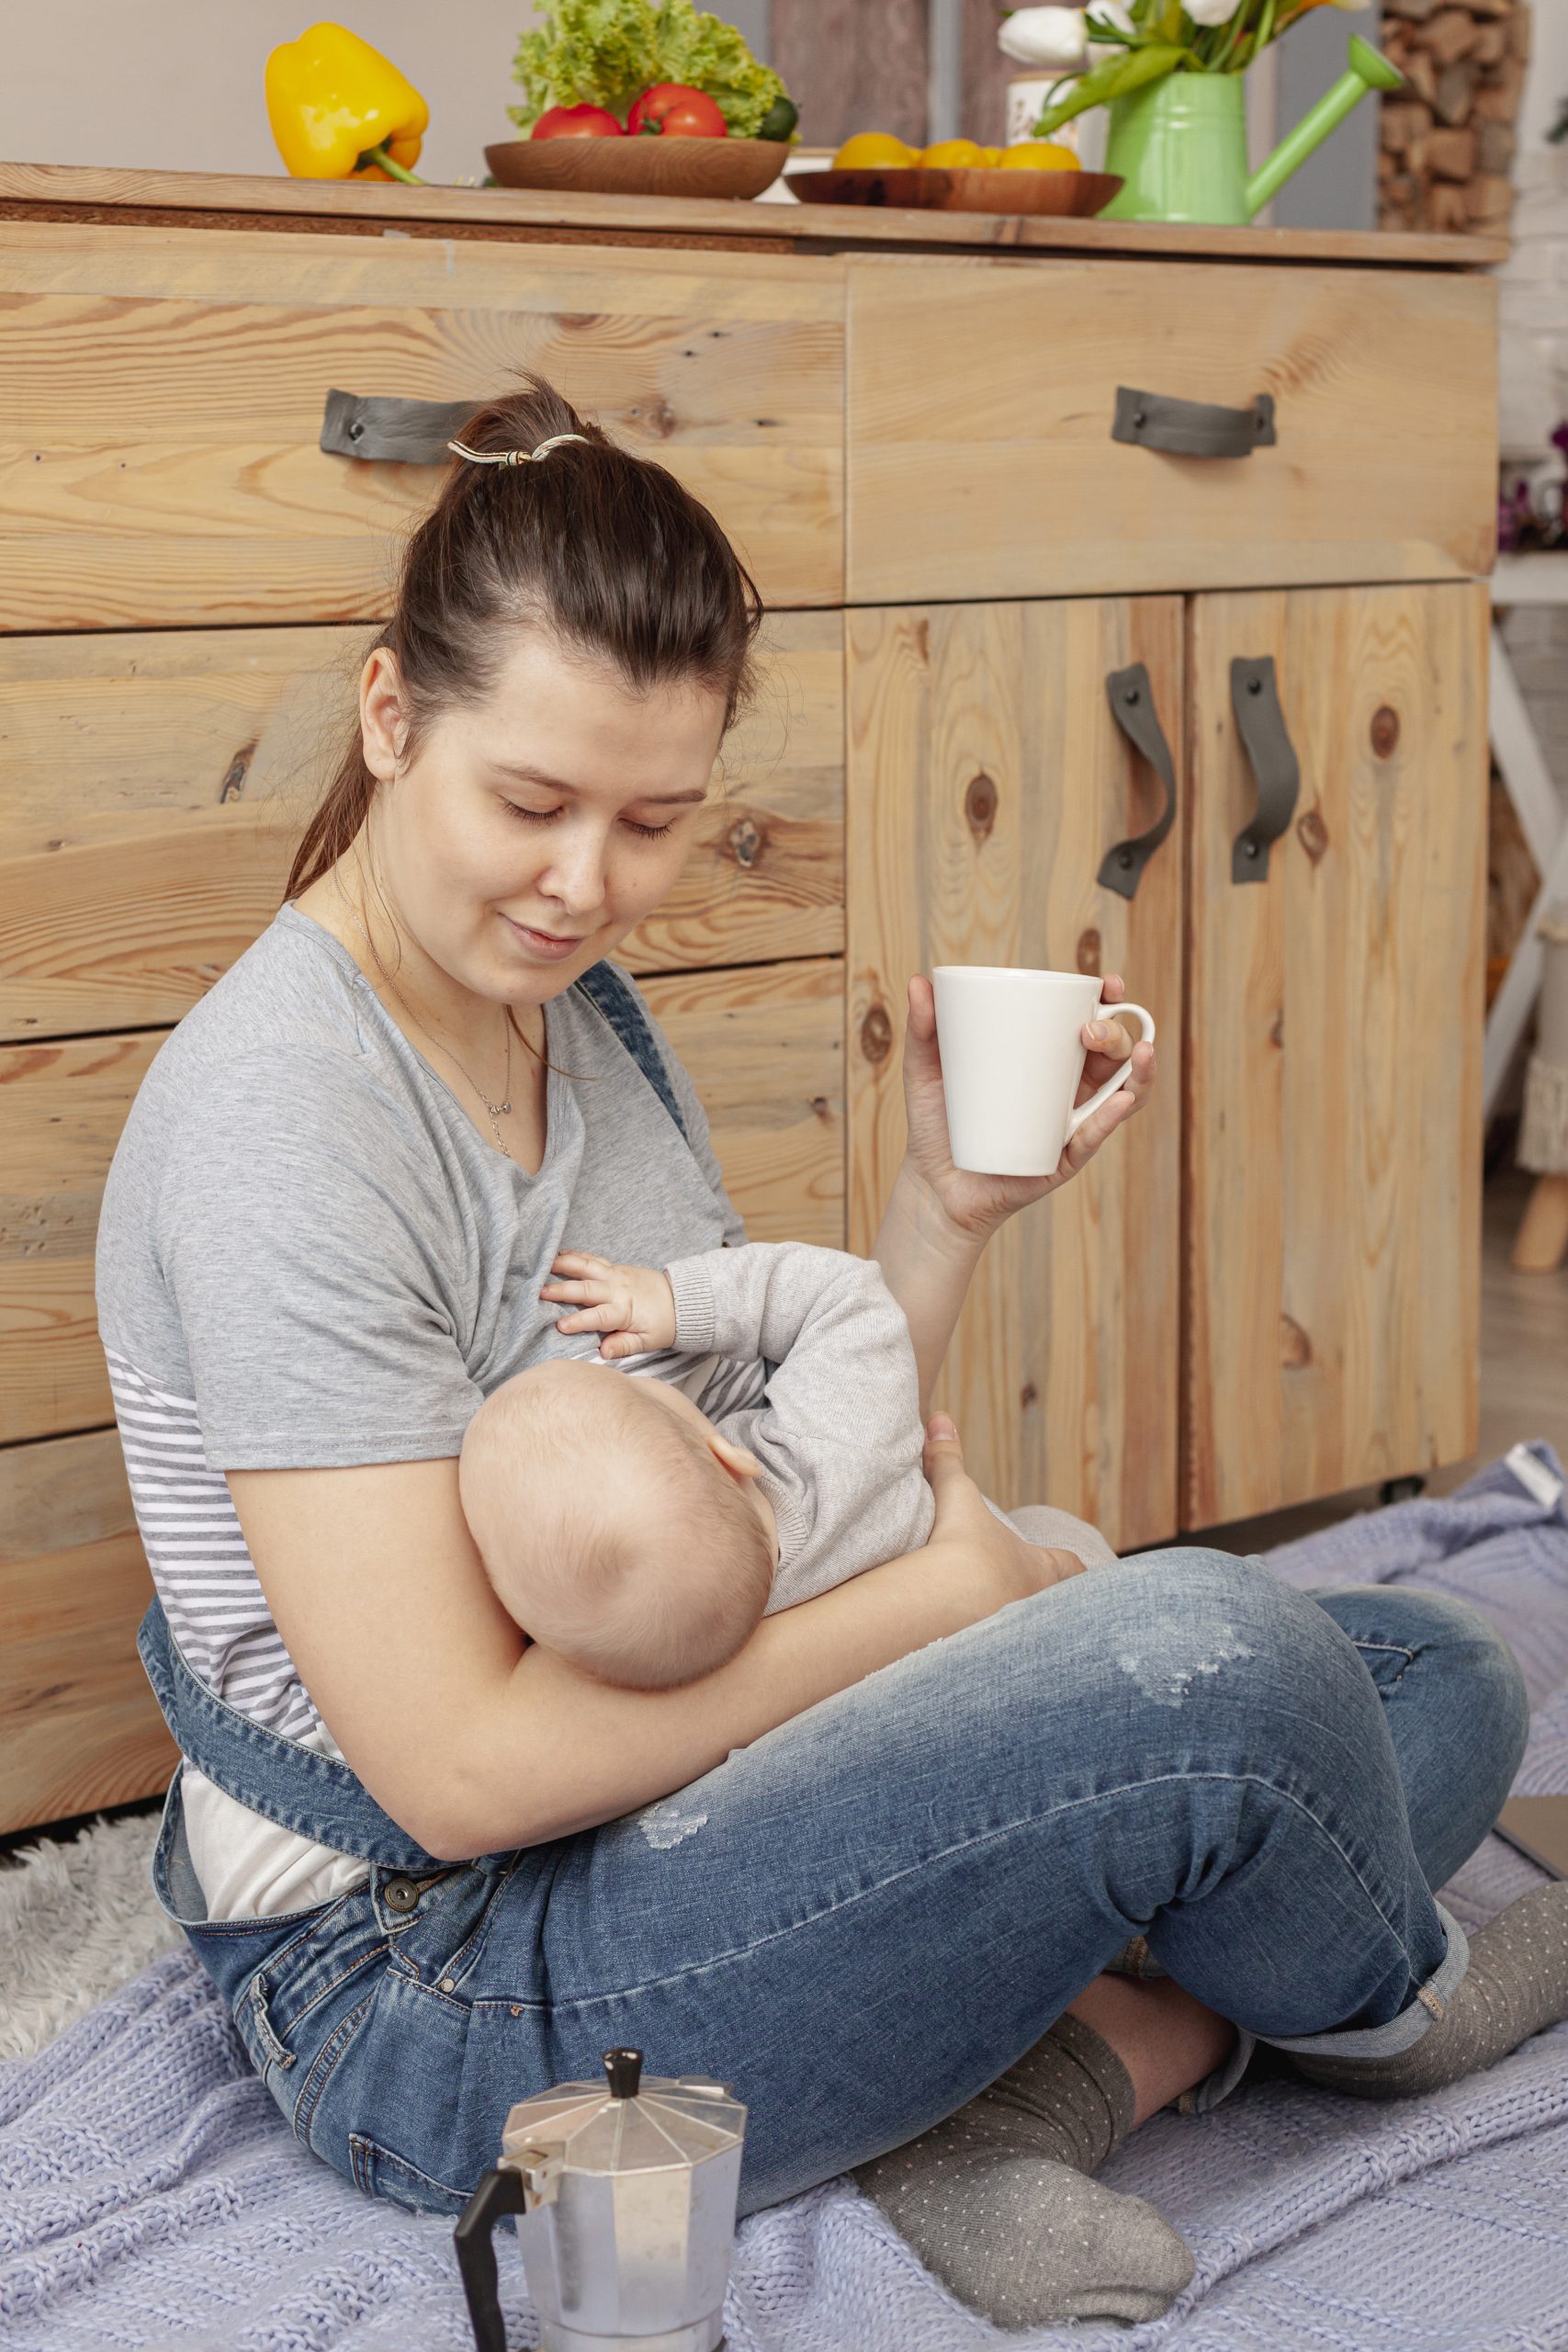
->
[456,2048,748,2352]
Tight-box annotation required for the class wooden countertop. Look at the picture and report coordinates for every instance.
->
[0,160,1507,270]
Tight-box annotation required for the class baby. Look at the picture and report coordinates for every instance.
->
[457,1240,937,1690]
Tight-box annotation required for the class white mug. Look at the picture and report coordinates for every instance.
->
[932,966,1156,1177]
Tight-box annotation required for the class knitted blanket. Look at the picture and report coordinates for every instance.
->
[5,1445,1566,2352]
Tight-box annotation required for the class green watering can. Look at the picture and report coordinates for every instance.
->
[1100,36,1404,226]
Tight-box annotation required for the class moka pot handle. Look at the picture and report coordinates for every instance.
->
[454,2164,527,2352]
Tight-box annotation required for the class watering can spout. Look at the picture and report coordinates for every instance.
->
[1245,35,1404,220]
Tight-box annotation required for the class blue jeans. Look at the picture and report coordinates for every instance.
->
[154,1552,1528,2219]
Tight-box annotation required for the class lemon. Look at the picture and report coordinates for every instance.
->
[996,141,1080,172]
[919,138,987,169]
[833,132,916,170]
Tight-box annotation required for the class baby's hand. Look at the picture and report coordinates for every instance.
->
[542,1250,677,1360]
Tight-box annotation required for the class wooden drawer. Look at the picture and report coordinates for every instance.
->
[0,1429,175,1837]
[846,258,1495,605]
[0,957,844,1447]
[0,613,844,1042]
[0,221,845,629]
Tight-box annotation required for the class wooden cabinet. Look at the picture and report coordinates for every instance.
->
[0,166,1499,1832]
[846,580,1489,1544]
[847,597,1184,1551]
[1184,582,1488,1527]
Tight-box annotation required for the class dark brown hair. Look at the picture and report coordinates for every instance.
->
[286,375,763,903]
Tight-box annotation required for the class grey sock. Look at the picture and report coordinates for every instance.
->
[1291,1884,1568,2102]
[853,2016,1195,2328]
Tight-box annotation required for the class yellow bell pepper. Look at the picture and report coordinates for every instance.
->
[265,22,429,184]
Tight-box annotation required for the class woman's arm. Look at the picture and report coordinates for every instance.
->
[228,1421,1076,1861]
[873,974,1157,1416]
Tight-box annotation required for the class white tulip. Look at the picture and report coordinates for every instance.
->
[1084,0,1135,56]
[997,7,1089,69]
[1183,0,1241,24]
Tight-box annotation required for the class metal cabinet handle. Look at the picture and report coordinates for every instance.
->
[1230,656,1300,884]
[1111,385,1277,459]
[320,389,479,463]
[1097,662,1178,903]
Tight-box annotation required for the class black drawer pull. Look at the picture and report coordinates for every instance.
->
[1111,385,1276,459]
[1097,662,1177,903]
[321,390,480,464]
[1230,657,1300,884]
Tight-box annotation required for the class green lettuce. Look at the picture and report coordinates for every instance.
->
[509,0,789,139]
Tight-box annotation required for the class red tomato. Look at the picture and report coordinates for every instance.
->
[532,104,625,139]
[627,84,728,139]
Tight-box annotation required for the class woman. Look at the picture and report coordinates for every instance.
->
[96,379,1561,2333]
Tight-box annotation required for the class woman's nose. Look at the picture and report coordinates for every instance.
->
[536,830,610,917]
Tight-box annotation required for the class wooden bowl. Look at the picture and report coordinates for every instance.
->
[790,165,1123,218]
[485,136,787,201]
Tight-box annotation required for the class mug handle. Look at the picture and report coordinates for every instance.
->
[1065,1005,1156,1140]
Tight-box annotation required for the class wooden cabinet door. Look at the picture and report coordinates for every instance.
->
[1185,582,1489,1529]
[848,598,1184,1551]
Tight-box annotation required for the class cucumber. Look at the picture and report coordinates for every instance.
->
[757,96,799,142]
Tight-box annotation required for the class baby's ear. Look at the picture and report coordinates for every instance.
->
[707,1430,763,1483]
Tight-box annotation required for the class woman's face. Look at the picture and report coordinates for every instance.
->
[358,629,728,1006]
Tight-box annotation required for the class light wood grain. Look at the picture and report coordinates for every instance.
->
[0,1033,156,1444]
[642,957,845,1248]
[0,224,844,628]
[773,0,930,150]
[0,1429,175,1837]
[0,615,844,1040]
[846,258,1497,605]
[847,598,1183,1550]
[0,961,843,1445]
[1183,582,1488,1528]
[0,162,1509,267]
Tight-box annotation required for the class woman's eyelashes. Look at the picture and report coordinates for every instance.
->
[502,799,676,842]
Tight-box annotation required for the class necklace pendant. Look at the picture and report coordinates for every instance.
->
[484,1099,512,1117]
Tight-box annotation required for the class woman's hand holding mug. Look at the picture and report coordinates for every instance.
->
[897,967,1157,1244]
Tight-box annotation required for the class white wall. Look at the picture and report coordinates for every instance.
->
[1499,4,1568,458]
[1,1,544,184]
[1496,12,1568,888]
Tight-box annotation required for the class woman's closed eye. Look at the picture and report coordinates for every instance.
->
[502,800,676,842]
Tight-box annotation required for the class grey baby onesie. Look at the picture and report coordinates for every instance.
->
[661,1241,936,1611]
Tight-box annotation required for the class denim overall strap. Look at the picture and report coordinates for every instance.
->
[572,960,688,1141]
[137,1600,472,1871]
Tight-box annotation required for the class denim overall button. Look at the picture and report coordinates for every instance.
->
[384,1876,423,1914]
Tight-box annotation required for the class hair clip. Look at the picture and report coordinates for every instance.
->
[446,433,590,467]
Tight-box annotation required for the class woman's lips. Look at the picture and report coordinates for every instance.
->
[502,913,586,961]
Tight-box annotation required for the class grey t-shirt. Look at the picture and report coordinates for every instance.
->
[95,901,746,1740]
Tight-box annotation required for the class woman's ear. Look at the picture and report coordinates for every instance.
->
[360,645,408,785]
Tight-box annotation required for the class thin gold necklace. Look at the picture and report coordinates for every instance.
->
[347,899,528,1161]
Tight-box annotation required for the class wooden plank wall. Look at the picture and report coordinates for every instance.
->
[773,0,929,149]
[771,0,1013,151]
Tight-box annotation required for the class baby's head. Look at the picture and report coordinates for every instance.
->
[458,1359,776,1690]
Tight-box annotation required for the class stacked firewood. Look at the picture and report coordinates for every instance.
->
[1380,0,1531,234]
